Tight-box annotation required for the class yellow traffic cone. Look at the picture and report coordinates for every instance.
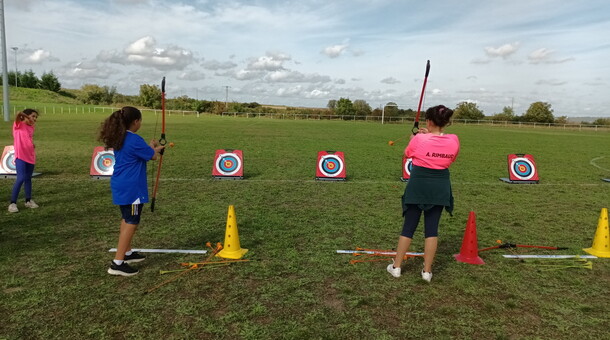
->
[583,208,610,258]
[217,205,248,259]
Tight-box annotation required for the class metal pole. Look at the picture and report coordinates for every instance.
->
[0,0,9,121]
[224,85,230,110]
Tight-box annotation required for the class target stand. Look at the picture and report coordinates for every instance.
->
[90,146,115,179]
[0,145,42,179]
[400,156,413,182]
[212,149,244,180]
[499,154,539,184]
[315,151,346,181]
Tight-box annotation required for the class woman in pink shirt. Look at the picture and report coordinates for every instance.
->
[8,109,39,213]
[387,105,459,282]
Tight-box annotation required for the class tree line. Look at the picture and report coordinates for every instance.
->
[2,70,605,125]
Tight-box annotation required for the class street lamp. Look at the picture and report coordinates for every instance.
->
[382,103,398,125]
[11,46,17,87]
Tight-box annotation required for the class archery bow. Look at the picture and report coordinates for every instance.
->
[412,60,430,135]
[479,242,568,252]
[150,77,167,212]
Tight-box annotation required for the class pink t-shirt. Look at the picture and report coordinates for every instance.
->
[13,121,36,164]
[405,133,459,170]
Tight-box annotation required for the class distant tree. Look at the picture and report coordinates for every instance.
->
[371,108,382,117]
[40,71,61,92]
[522,102,554,123]
[335,97,354,116]
[80,84,116,105]
[20,70,40,88]
[454,101,484,120]
[5,71,20,86]
[353,99,372,116]
[490,106,515,121]
[193,100,213,113]
[592,118,610,126]
[327,99,337,112]
[139,84,162,109]
[383,102,399,117]
[554,116,569,124]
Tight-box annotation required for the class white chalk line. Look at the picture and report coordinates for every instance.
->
[589,156,610,173]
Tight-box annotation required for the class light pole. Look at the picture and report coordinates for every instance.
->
[382,103,398,125]
[224,85,230,110]
[11,46,17,87]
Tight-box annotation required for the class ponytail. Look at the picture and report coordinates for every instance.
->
[97,106,142,150]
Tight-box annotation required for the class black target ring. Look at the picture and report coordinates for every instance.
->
[511,157,535,180]
[318,155,343,177]
[2,149,16,173]
[94,151,115,176]
[216,153,241,176]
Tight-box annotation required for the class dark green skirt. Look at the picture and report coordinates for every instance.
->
[402,165,454,216]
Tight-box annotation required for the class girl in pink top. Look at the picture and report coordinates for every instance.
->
[8,109,39,213]
[387,105,459,282]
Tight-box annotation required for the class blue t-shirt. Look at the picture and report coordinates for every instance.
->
[110,131,155,205]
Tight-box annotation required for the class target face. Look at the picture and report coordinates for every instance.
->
[402,156,413,180]
[212,149,244,178]
[1,146,16,174]
[316,151,346,179]
[216,153,242,176]
[90,147,115,176]
[508,154,538,181]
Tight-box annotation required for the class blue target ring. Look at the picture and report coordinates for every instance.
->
[216,153,241,176]
[2,150,16,173]
[319,155,343,177]
[404,158,413,176]
[511,158,535,180]
[94,151,115,175]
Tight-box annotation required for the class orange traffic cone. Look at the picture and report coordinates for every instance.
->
[454,211,485,265]
[217,205,248,259]
[583,208,610,258]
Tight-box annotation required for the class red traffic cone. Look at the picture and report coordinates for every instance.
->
[454,211,485,265]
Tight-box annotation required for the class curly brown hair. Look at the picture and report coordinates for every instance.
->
[425,105,454,128]
[98,106,142,150]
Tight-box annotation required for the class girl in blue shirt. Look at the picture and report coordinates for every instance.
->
[98,106,164,276]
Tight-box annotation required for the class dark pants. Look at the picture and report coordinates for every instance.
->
[11,159,35,203]
[400,204,443,238]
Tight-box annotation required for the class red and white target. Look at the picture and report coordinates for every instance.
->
[0,145,16,174]
[212,149,244,179]
[508,154,539,182]
[90,146,115,177]
[401,156,413,181]
[316,151,346,180]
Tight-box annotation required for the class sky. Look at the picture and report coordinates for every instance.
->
[3,0,610,117]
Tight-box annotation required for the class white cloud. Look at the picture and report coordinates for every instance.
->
[202,60,237,70]
[528,48,574,64]
[484,42,520,59]
[381,77,400,84]
[266,70,331,83]
[247,53,290,71]
[98,36,195,70]
[58,60,116,80]
[536,79,567,86]
[178,70,206,81]
[22,49,60,64]
[322,42,349,58]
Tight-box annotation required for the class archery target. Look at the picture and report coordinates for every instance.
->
[508,154,539,181]
[402,156,413,180]
[90,147,115,176]
[212,149,244,178]
[316,151,346,180]
[1,146,16,174]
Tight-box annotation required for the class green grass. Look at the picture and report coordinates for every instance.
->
[1,109,609,339]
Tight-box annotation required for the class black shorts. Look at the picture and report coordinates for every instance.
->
[119,204,144,225]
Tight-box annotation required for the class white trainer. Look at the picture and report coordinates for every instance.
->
[386,261,401,278]
[8,203,19,213]
[421,270,433,282]
[25,200,39,209]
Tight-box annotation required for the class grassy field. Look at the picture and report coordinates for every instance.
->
[1,108,609,339]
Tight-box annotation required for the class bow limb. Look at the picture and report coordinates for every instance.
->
[151,77,167,212]
[412,60,430,135]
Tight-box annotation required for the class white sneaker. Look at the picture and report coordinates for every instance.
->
[25,200,39,209]
[421,270,433,282]
[8,203,19,213]
[387,261,401,278]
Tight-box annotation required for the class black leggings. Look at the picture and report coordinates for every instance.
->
[401,204,444,238]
